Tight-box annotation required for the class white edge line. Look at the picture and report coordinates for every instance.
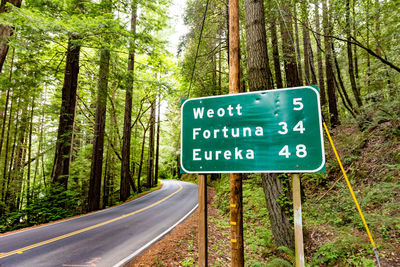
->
[113,203,199,267]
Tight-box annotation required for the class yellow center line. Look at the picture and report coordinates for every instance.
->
[0,184,183,259]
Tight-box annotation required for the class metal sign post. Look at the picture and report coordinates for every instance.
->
[293,173,305,267]
[198,174,208,267]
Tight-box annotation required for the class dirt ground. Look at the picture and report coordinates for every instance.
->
[128,187,230,266]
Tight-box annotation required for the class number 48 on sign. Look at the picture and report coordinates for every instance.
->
[181,86,326,173]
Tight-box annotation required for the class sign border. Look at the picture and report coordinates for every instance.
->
[180,86,325,174]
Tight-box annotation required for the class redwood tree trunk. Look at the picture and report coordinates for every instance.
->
[88,43,110,211]
[270,14,283,89]
[346,0,362,107]
[261,174,294,249]
[244,0,272,90]
[137,119,150,193]
[88,47,109,211]
[301,1,311,84]
[280,4,300,87]
[1,92,14,201]
[120,1,137,201]
[323,0,339,127]
[0,47,13,169]
[154,96,161,186]
[293,3,303,85]
[51,37,80,189]
[0,0,22,73]
[315,0,327,106]
[244,0,294,250]
[146,100,155,188]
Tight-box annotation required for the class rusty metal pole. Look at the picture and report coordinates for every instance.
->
[229,0,244,266]
[198,174,208,267]
[293,174,305,267]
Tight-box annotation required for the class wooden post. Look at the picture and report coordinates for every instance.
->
[230,173,243,266]
[293,174,305,267]
[198,174,208,267]
[229,0,244,266]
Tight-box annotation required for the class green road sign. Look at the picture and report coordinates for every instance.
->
[180,86,325,173]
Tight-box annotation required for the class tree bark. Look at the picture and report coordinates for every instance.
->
[244,0,294,250]
[346,0,362,107]
[88,0,111,211]
[1,92,13,201]
[6,108,26,211]
[301,1,311,84]
[332,43,355,113]
[120,0,137,201]
[0,47,13,174]
[154,95,161,186]
[88,44,110,211]
[280,4,300,87]
[244,0,273,91]
[315,0,326,106]
[51,36,81,189]
[26,97,34,206]
[323,0,339,127]
[0,0,22,72]
[270,13,283,89]
[4,98,19,203]
[353,0,359,79]
[137,118,150,193]
[261,174,294,249]
[146,99,156,187]
[293,3,303,85]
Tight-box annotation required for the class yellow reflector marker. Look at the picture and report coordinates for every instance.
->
[230,221,237,226]
[231,239,237,243]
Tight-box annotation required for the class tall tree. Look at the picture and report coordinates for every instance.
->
[293,3,303,85]
[154,95,161,186]
[244,0,294,250]
[51,36,81,189]
[269,8,283,88]
[146,98,155,188]
[279,2,300,87]
[323,0,339,127]
[301,0,312,84]
[346,0,362,107]
[88,0,112,212]
[120,0,137,202]
[244,0,272,90]
[315,0,327,106]
[0,47,14,175]
[0,0,22,73]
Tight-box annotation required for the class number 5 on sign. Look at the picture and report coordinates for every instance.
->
[293,98,303,110]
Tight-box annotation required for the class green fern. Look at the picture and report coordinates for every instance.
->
[277,246,295,265]
[265,258,293,267]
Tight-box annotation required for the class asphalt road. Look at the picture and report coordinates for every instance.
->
[0,180,198,267]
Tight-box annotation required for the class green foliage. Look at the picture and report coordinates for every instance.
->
[310,236,373,266]
[180,256,195,266]
[264,258,293,267]
[0,185,80,233]
[213,174,230,215]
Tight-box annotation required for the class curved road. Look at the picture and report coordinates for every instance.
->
[0,180,198,267]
